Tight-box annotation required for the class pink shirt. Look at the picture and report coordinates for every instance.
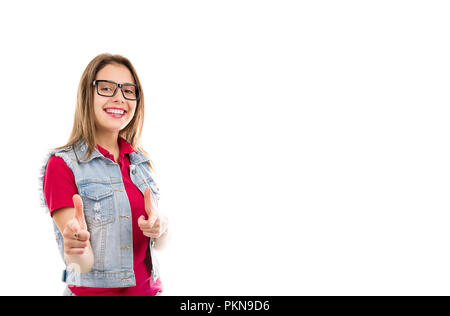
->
[43,137,163,296]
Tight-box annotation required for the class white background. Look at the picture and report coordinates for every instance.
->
[1,0,450,295]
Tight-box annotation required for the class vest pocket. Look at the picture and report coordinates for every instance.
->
[79,183,114,227]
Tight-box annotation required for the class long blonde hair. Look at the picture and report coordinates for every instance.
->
[55,53,154,170]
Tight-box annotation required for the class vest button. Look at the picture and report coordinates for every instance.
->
[132,169,136,175]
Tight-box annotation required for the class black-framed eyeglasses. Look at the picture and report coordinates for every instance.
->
[93,80,140,101]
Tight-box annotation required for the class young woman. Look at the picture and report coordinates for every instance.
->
[38,53,169,296]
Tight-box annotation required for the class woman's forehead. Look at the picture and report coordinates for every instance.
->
[96,64,135,84]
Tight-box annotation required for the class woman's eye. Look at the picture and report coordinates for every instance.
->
[101,87,111,91]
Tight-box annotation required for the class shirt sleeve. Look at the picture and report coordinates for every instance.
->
[43,156,78,216]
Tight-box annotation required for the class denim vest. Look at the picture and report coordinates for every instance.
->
[38,139,161,288]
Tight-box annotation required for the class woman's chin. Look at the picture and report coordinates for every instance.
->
[96,124,126,134]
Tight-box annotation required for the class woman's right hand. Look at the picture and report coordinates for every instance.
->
[63,194,90,256]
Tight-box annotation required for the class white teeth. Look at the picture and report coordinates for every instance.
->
[105,109,125,115]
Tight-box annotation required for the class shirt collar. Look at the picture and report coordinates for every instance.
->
[73,137,146,164]
[96,136,136,159]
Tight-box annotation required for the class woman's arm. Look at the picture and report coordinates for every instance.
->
[52,197,94,273]
[44,157,94,273]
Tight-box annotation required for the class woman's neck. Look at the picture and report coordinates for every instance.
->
[95,131,120,155]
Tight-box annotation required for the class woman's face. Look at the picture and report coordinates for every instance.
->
[93,63,137,135]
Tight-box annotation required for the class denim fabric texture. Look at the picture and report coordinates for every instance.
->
[63,286,76,296]
[38,139,161,288]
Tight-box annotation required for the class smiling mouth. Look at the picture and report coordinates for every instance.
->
[104,108,126,118]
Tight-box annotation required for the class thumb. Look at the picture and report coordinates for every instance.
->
[73,194,87,230]
[144,186,157,218]
[144,187,152,216]
[144,187,158,227]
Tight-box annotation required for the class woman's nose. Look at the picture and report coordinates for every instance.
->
[112,86,125,103]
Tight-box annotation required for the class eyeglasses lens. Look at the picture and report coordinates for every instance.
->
[121,85,137,100]
[97,81,138,100]
[97,81,117,97]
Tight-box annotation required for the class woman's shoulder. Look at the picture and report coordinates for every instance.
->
[48,154,68,166]
[42,145,76,174]
[53,144,74,153]
[46,155,72,173]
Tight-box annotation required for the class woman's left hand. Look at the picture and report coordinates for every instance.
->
[138,187,168,239]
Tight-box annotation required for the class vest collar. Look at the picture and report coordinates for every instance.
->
[129,151,151,165]
[73,139,104,163]
[73,138,150,165]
